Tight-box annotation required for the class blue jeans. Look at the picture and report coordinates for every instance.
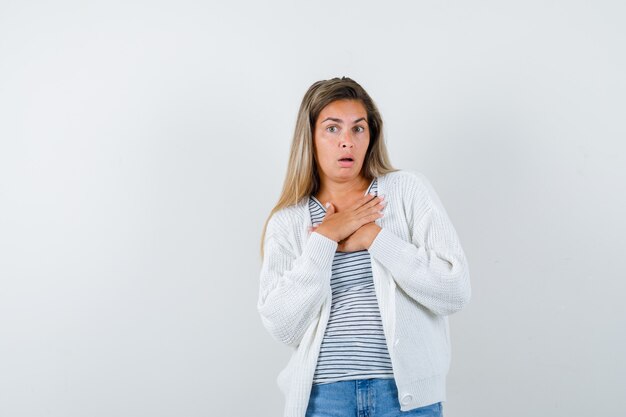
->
[305,379,443,417]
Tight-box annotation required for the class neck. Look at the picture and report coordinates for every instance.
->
[316,175,371,203]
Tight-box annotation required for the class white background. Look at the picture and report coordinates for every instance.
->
[1,1,625,416]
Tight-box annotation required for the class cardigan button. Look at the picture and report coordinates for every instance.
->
[394,338,400,347]
[400,394,413,405]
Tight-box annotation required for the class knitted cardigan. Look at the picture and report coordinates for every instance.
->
[258,170,471,417]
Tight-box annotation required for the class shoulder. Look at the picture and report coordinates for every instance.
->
[379,169,433,195]
[263,199,310,257]
[379,169,447,213]
[265,199,309,240]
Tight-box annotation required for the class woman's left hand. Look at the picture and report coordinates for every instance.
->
[336,222,381,252]
[309,201,382,252]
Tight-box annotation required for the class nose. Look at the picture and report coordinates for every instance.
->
[339,131,354,148]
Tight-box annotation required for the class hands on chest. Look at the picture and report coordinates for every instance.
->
[310,194,386,252]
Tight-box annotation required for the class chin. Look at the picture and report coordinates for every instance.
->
[335,170,361,180]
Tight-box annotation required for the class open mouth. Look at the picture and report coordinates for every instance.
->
[338,156,355,167]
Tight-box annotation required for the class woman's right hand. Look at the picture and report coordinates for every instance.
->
[313,194,385,243]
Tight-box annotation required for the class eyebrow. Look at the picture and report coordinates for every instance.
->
[320,117,367,124]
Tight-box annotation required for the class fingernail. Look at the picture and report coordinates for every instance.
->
[325,202,330,208]
[380,201,387,206]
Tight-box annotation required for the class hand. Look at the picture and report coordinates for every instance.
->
[337,223,382,252]
[312,194,385,243]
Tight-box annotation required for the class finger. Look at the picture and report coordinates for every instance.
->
[358,211,384,226]
[351,196,377,215]
[351,193,378,210]
[324,202,336,217]
[355,195,384,215]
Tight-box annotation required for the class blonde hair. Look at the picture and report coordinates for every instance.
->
[260,77,396,257]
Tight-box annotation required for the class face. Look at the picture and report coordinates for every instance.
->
[313,99,370,184]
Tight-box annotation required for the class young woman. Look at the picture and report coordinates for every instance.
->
[258,77,471,417]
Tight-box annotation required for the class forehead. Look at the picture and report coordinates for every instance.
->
[317,99,367,122]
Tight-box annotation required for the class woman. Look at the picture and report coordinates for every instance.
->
[258,77,471,417]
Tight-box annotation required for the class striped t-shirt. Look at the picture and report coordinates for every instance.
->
[309,179,394,385]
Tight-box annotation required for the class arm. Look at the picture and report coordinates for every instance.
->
[368,173,471,316]
[257,215,337,347]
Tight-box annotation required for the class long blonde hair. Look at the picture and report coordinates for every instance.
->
[260,77,396,257]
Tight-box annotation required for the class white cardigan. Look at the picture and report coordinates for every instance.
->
[258,170,471,417]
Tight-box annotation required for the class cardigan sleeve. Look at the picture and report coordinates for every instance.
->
[368,173,471,316]
[257,214,337,347]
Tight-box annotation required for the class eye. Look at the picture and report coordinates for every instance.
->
[327,125,338,133]
[354,126,365,133]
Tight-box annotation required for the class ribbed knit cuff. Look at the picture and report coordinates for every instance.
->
[368,227,430,276]
[305,231,338,271]
[368,228,408,264]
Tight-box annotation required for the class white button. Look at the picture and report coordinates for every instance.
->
[394,338,400,347]
[401,394,413,405]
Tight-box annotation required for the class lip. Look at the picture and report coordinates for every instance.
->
[337,154,355,168]
[338,160,355,168]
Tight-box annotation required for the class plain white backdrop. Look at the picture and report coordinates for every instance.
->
[1,1,625,416]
